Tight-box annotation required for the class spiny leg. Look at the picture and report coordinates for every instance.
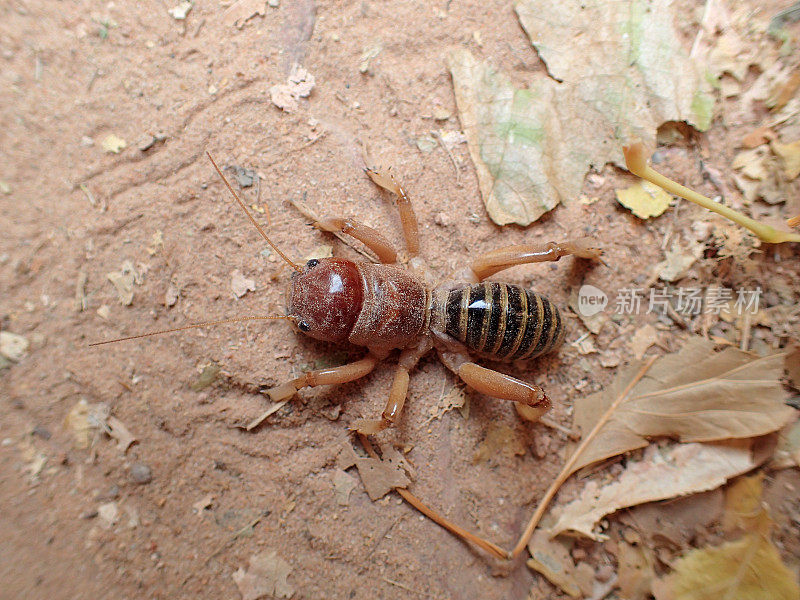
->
[470,238,603,281]
[365,168,420,257]
[438,349,551,422]
[314,217,398,263]
[351,340,432,435]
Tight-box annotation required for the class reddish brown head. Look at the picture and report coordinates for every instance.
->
[288,258,363,343]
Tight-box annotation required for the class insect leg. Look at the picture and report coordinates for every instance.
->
[365,168,420,256]
[265,355,380,402]
[438,348,550,422]
[469,239,603,280]
[314,217,398,263]
[351,339,432,435]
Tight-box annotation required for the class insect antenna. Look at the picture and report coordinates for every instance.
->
[206,152,301,272]
[89,315,294,347]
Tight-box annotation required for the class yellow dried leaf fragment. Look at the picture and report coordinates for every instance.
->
[652,534,799,600]
[616,180,672,219]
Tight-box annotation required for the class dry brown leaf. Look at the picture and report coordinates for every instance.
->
[338,443,410,501]
[232,549,293,600]
[570,337,793,475]
[106,415,136,453]
[549,441,756,540]
[526,531,584,599]
[652,473,798,599]
[513,338,794,557]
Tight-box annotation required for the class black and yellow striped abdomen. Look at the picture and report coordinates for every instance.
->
[444,283,565,360]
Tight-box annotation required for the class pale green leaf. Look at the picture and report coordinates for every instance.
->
[448,0,713,226]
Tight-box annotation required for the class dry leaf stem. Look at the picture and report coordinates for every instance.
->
[510,357,658,558]
[357,434,508,560]
[623,143,800,244]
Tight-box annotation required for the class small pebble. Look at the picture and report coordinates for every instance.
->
[32,425,51,440]
[130,463,153,484]
[102,484,120,500]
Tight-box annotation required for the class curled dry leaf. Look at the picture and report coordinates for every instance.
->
[232,549,294,600]
[569,337,793,475]
[549,440,757,540]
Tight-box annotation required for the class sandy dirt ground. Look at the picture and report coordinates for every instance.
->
[1,1,799,599]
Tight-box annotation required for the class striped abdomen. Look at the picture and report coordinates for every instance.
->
[444,283,565,360]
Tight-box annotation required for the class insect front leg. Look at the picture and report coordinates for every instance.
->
[351,339,432,435]
[469,239,604,280]
[314,217,399,263]
[365,168,420,256]
[437,348,551,422]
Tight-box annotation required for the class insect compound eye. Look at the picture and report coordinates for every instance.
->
[297,320,311,332]
[306,259,319,269]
